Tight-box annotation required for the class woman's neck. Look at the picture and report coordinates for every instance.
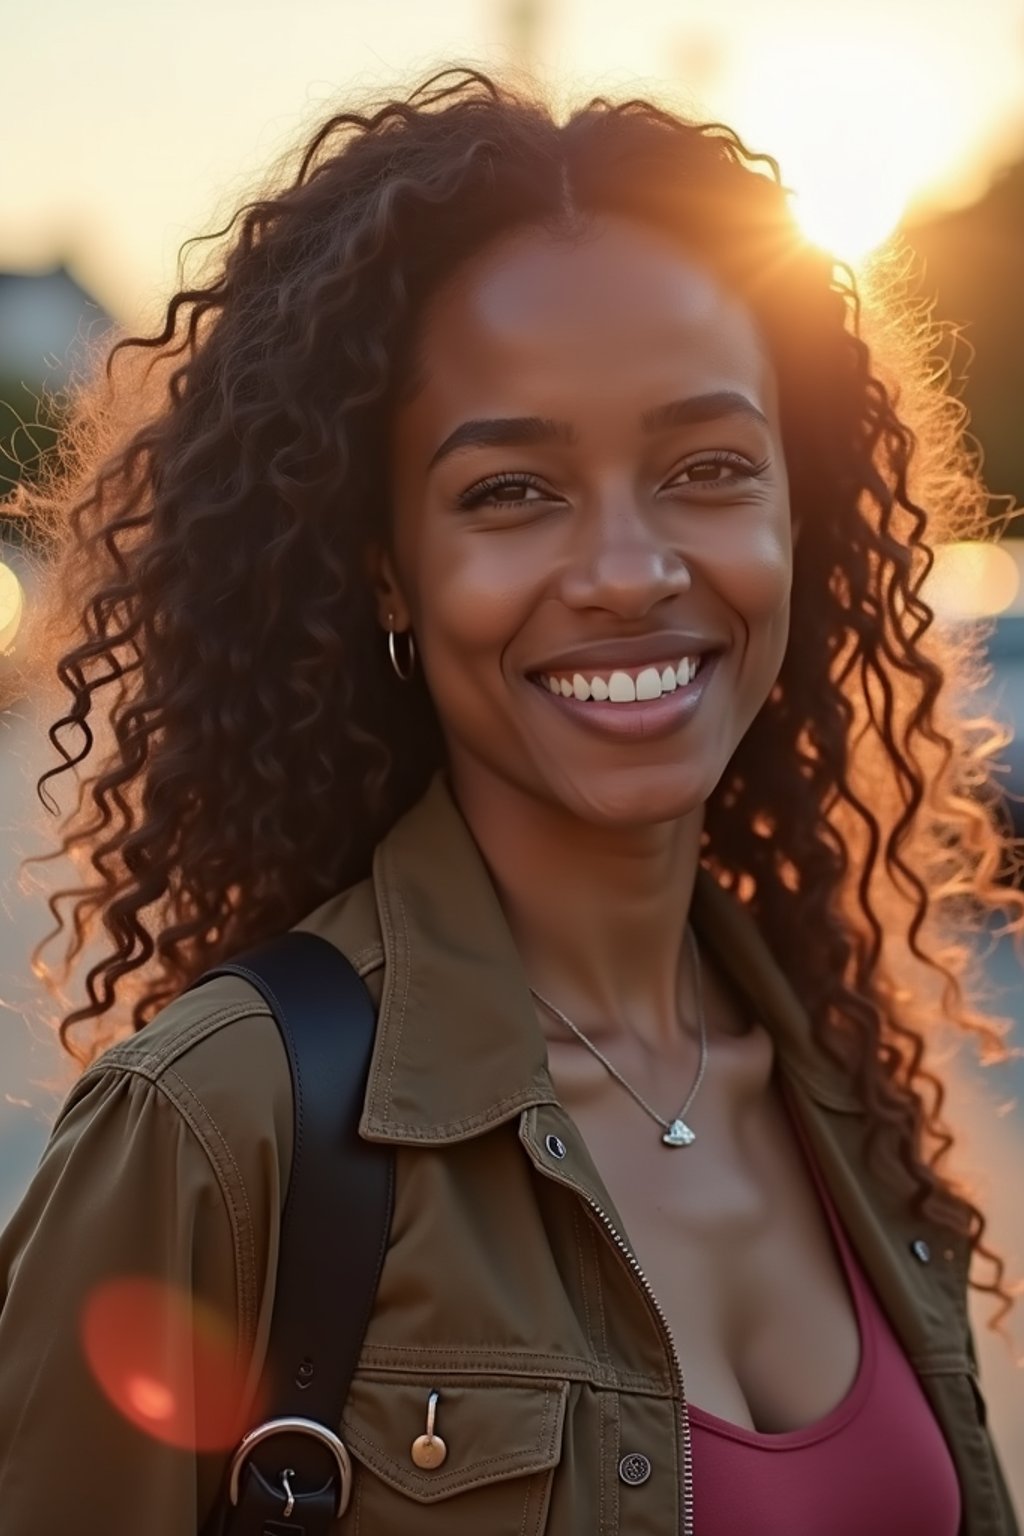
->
[450,764,704,1051]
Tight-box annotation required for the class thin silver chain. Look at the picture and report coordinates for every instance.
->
[529,922,708,1138]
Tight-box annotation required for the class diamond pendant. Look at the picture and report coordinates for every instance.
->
[662,1118,696,1147]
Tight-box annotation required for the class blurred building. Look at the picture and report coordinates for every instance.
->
[0,264,113,385]
[0,262,116,528]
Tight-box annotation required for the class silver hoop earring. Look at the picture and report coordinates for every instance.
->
[386,616,416,682]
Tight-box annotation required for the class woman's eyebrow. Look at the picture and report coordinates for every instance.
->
[425,390,770,472]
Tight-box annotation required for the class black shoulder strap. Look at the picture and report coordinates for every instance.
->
[191,930,395,1536]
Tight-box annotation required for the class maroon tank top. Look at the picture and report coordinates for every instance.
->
[687,1077,962,1534]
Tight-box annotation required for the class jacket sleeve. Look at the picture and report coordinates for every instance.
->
[0,1064,255,1532]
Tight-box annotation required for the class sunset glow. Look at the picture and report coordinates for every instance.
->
[732,39,967,262]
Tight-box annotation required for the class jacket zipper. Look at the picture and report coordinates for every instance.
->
[583,1195,694,1536]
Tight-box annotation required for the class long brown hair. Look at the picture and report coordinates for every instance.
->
[8,64,1024,1332]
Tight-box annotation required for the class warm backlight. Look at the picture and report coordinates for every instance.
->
[0,561,24,653]
[734,40,962,263]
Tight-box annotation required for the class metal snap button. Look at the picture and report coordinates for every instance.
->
[910,1238,931,1264]
[545,1133,567,1159]
[619,1452,652,1486]
[411,1390,448,1469]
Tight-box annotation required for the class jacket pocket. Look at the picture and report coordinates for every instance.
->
[339,1375,569,1535]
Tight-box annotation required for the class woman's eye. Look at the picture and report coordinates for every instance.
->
[670,452,769,487]
[456,453,769,511]
[456,472,552,511]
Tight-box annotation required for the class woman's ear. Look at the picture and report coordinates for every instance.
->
[365,542,411,631]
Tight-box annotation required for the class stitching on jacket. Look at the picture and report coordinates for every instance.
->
[570,1205,611,1369]
[911,1350,973,1374]
[79,1003,275,1085]
[373,849,408,1122]
[588,1220,611,1366]
[518,1478,532,1536]
[598,1389,607,1536]
[347,1389,557,1494]
[522,1388,561,1536]
[158,1068,258,1365]
[608,1390,621,1535]
[600,1389,621,1536]
[527,1151,678,1393]
[365,1086,557,1140]
[354,1347,666,1394]
[571,1204,596,1355]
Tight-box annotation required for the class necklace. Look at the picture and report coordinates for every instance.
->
[530,923,708,1148]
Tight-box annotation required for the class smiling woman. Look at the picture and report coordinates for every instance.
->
[1,63,1022,1536]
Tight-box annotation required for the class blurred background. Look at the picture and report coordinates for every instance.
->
[1,0,1023,1506]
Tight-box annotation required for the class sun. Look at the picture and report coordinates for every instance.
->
[729,39,962,264]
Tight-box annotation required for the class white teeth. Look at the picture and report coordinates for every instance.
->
[635,666,663,701]
[540,654,706,703]
[608,670,637,703]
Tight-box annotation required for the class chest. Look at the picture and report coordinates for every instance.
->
[544,1018,863,1434]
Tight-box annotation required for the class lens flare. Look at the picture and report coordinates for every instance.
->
[125,1374,177,1423]
[0,562,24,654]
[924,541,1020,621]
[80,1276,254,1450]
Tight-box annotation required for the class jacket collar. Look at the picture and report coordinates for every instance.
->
[360,771,859,1144]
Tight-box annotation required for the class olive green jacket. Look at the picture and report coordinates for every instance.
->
[0,772,1018,1533]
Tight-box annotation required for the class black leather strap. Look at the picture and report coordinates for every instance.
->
[191,930,394,1535]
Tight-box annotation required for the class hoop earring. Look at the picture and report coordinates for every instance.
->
[386,615,416,682]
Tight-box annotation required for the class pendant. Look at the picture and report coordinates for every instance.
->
[662,1118,696,1148]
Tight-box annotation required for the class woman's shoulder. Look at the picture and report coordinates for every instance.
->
[66,870,385,1170]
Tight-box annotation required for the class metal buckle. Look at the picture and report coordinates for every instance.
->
[227,1415,354,1519]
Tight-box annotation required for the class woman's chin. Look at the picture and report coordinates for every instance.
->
[542,761,713,831]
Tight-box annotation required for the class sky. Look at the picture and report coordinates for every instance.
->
[3,0,1024,327]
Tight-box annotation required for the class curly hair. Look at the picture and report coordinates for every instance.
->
[7,63,1024,1335]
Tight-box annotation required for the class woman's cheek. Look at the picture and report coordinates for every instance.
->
[416,533,544,654]
[724,522,794,625]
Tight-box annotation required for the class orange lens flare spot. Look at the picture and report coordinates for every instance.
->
[80,1276,250,1450]
[125,1373,177,1422]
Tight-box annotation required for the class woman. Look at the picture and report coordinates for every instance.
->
[0,64,1020,1534]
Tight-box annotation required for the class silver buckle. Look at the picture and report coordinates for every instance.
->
[227,1415,353,1519]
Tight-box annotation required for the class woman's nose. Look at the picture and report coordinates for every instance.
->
[560,510,693,618]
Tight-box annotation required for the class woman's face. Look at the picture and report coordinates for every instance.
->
[380,214,793,826]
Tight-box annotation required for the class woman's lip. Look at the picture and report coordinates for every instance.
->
[527,652,720,741]
[530,637,725,673]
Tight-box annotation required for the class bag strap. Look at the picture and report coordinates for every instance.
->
[190,929,395,1536]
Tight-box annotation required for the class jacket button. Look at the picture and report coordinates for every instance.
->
[910,1238,931,1264]
[618,1453,652,1486]
[411,1433,447,1469]
[545,1134,567,1159]
[411,1390,447,1468]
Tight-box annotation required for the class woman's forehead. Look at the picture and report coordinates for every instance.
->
[395,218,779,470]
